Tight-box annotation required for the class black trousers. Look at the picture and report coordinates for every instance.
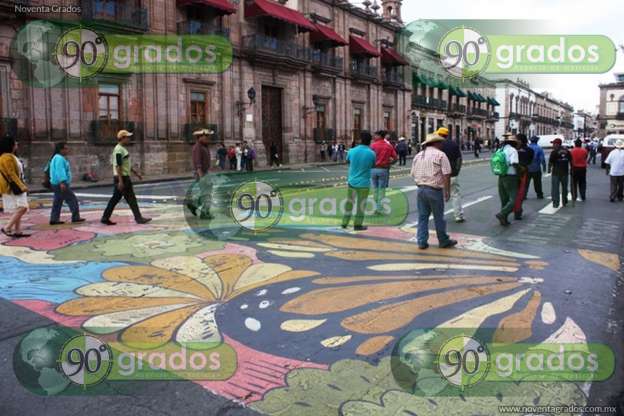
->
[610,176,624,201]
[102,176,143,221]
[525,171,544,198]
[571,167,587,201]
[398,153,407,166]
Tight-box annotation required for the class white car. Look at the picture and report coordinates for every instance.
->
[535,135,565,149]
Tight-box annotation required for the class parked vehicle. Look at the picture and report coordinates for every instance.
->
[599,134,624,167]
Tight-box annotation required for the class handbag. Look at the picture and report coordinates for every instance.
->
[0,171,24,195]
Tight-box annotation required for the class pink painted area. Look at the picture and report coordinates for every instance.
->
[12,299,88,327]
[5,229,95,250]
[197,244,260,263]
[196,335,327,404]
[365,227,414,241]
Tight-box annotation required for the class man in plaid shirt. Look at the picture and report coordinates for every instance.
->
[410,133,457,250]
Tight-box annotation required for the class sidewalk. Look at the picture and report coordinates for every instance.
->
[29,153,491,194]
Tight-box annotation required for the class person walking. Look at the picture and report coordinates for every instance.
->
[370,130,397,215]
[245,142,255,172]
[338,142,346,162]
[47,142,84,225]
[570,139,589,203]
[341,131,376,231]
[411,133,457,249]
[439,127,464,223]
[494,133,520,226]
[269,142,280,167]
[474,137,482,158]
[526,136,546,199]
[605,139,624,202]
[241,141,249,171]
[548,138,572,208]
[216,143,227,170]
[512,134,534,220]
[587,140,597,165]
[100,130,151,225]
[228,145,237,170]
[192,129,211,179]
[396,137,408,166]
[320,140,327,161]
[331,141,338,162]
[0,136,29,238]
[235,143,242,171]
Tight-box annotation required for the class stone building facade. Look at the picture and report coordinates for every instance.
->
[598,73,624,137]
[0,0,410,182]
[405,44,499,148]
[494,79,574,139]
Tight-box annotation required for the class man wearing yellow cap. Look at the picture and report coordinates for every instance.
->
[100,130,151,225]
[437,127,465,223]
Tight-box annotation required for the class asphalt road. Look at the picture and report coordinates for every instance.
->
[2,156,623,415]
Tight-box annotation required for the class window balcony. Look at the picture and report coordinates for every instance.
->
[177,21,230,38]
[242,34,311,66]
[412,95,443,110]
[616,113,624,120]
[350,61,377,82]
[0,118,17,138]
[382,69,404,89]
[90,120,137,144]
[311,51,343,74]
[81,0,149,32]
[488,111,500,121]
[468,107,488,118]
[448,103,466,115]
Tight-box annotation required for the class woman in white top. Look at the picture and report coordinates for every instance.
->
[0,136,29,238]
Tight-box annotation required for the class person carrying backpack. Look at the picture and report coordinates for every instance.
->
[493,133,520,226]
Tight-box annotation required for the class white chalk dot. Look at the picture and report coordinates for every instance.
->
[245,317,261,332]
[281,287,301,295]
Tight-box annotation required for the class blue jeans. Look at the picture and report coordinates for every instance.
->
[371,168,389,211]
[50,184,80,222]
[416,186,450,246]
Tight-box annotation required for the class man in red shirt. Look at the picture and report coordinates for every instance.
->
[570,139,589,202]
[370,130,397,214]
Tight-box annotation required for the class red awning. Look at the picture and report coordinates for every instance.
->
[245,0,315,32]
[381,46,408,66]
[310,23,348,47]
[349,35,380,57]
[177,0,237,15]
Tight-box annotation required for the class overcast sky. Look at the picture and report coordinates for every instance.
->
[354,0,624,114]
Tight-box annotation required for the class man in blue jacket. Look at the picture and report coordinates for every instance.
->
[525,136,546,199]
[48,142,84,225]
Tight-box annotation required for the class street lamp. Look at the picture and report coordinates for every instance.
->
[302,95,322,163]
[235,87,256,117]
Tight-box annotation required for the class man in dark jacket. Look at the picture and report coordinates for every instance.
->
[513,134,534,219]
[548,138,572,208]
[439,127,464,222]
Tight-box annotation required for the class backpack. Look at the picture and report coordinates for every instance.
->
[490,149,509,176]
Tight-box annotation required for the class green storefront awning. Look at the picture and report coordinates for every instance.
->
[488,97,501,106]
[467,92,477,100]
[437,80,449,90]
[451,86,467,97]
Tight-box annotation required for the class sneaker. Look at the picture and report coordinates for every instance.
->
[341,224,348,229]
[454,217,466,223]
[136,217,152,224]
[418,243,429,250]
[439,239,458,249]
[72,218,86,223]
[353,225,368,231]
[49,221,65,225]
[537,195,544,199]
[100,219,117,226]
[495,213,510,226]
[514,214,523,220]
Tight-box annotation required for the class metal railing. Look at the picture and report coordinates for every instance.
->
[242,34,311,63]
[468,107,488,117]
[382,70,403,87]
[311,50,343,72]
[350,61,377,80]
[449,103,466,114]
[81,0,149,31]
[177,21,230,38]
